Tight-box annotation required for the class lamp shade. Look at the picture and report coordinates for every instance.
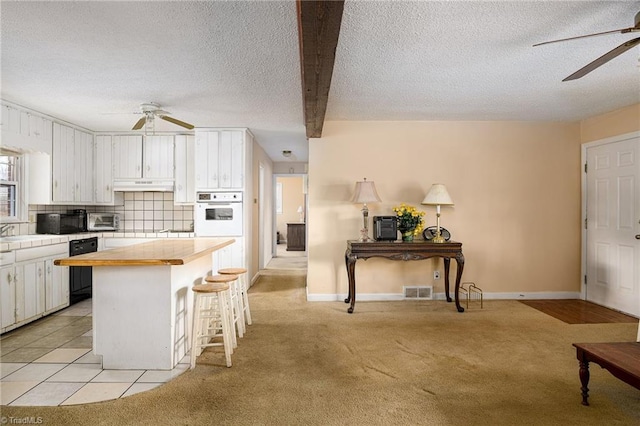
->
[421,184,454,206]
[351,178,381,204]
[297,206,303,213]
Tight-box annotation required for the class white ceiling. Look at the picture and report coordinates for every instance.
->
[2,1,639,163]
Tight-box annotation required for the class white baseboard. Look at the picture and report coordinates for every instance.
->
[306,291,581,302]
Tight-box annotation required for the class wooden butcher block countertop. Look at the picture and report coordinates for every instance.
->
[54,238,235,267]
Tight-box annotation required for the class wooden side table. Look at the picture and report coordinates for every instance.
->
[344,240,465,314]
[287,223,306,251]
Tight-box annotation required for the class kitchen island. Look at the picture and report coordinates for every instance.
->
[54,238,234,370]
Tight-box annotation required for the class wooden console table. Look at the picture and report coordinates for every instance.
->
[572,342,640,406]
[287,223,306,251]
[344,240,465,314]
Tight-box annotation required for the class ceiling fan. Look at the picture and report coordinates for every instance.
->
[534,11,640,81]
[132,102,194,131]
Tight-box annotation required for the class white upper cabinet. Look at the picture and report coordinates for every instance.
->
[94,135,114,204]
[112,135,143,179]
[195,129,246,190]
[144,135,174,179]
[112,135,174,180]
[52,123,94,204]
[1,102,53,153]
[174,134,195,204]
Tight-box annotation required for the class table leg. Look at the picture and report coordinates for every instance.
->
[578,358,591,406]
[443,258,452,302]
[345,251,357,314]
[454,252,465,313]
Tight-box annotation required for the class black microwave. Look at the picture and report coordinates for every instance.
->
[36,211,87,235]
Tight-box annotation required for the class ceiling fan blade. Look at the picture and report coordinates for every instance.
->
[533,27,637,47]
[563,36,640,81]
[132,116,146,130]
[159,115,194,130]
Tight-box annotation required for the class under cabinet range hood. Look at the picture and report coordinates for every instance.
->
[112,180,174,192]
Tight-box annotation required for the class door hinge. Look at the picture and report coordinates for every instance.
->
[584,275,587,285]
[585,218,587,229]
[584,163,587,173]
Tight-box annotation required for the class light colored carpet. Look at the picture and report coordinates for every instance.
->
[2,272,639,425]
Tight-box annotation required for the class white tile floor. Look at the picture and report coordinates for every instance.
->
[0,299,189,406]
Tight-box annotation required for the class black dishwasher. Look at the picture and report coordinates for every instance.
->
[69,237,98,304]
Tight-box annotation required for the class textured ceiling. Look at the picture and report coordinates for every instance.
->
[2,1,640,163]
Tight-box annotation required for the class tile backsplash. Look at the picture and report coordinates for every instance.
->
[26,192,193,234]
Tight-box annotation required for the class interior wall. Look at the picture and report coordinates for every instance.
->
[580,103,640,143]
[307,120,582,298]
[276,176,304,242]
[251,140,273,276]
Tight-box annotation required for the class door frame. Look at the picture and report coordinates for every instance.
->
[581,130,640,301]
[272,173,308,257]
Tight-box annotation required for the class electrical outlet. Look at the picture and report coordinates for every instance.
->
[434,271,440,280]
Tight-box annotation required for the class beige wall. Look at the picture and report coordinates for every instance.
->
[251,140,274,279]
[307,121,583,298]
[580,103,640,143]
[276,176,305,241]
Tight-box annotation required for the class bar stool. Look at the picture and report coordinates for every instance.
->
[205,274,241,346]
[190,281,233,369]
[218,267,252,327]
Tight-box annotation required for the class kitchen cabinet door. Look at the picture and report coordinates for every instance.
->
[195,129,246,190]
[144,135,174,179]
[174,135,195,204]
[20,261,46,322]
[0,265,16,329]
[112,135,143,179]
[219,130,245,189]
[195,130,220,189]
[52,123,94,203]
[52,123,76,202]
[45,259,69,312]
[95,135,114,203]
[74,129,94,203]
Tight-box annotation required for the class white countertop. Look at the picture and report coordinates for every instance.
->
[0,231,196,251]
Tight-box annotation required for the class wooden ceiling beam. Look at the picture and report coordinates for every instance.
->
[296,0,345,139]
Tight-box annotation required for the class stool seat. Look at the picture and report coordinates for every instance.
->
[219,267,247,275]
[205,274,239,284]
[193,282,229,293]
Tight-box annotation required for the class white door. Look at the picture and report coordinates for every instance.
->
[585,135,640,316]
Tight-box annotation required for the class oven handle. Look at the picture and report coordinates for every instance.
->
[199,202,239,207]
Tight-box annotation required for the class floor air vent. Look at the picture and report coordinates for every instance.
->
[403,286,433,300]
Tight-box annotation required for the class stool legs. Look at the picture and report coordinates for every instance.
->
[239,274,252,325]
[190,286,233,369]
[219,268,252,327]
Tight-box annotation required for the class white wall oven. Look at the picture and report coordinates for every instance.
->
[195,191,243,237]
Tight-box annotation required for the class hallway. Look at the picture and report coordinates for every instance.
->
[264,243,307,271]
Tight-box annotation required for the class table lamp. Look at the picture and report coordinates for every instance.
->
[297,205,304,222]
[351,178,381,241]
[421,184,454,243]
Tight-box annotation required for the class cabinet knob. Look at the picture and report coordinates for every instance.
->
[636,235,640,240]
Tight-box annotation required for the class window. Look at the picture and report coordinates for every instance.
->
[276,182,283,214]
[0,152,20,221]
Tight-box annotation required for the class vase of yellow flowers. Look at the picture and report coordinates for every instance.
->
[392,203,425,242]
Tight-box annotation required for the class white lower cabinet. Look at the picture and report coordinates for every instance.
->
[0,265,17,329]
[19,262,45,323]
[211,237,245,273]
[1,244,69,334]
[45,259,69,313]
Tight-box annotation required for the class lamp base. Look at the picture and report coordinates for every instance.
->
[432,234,446,243]
[359,228,373,242]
